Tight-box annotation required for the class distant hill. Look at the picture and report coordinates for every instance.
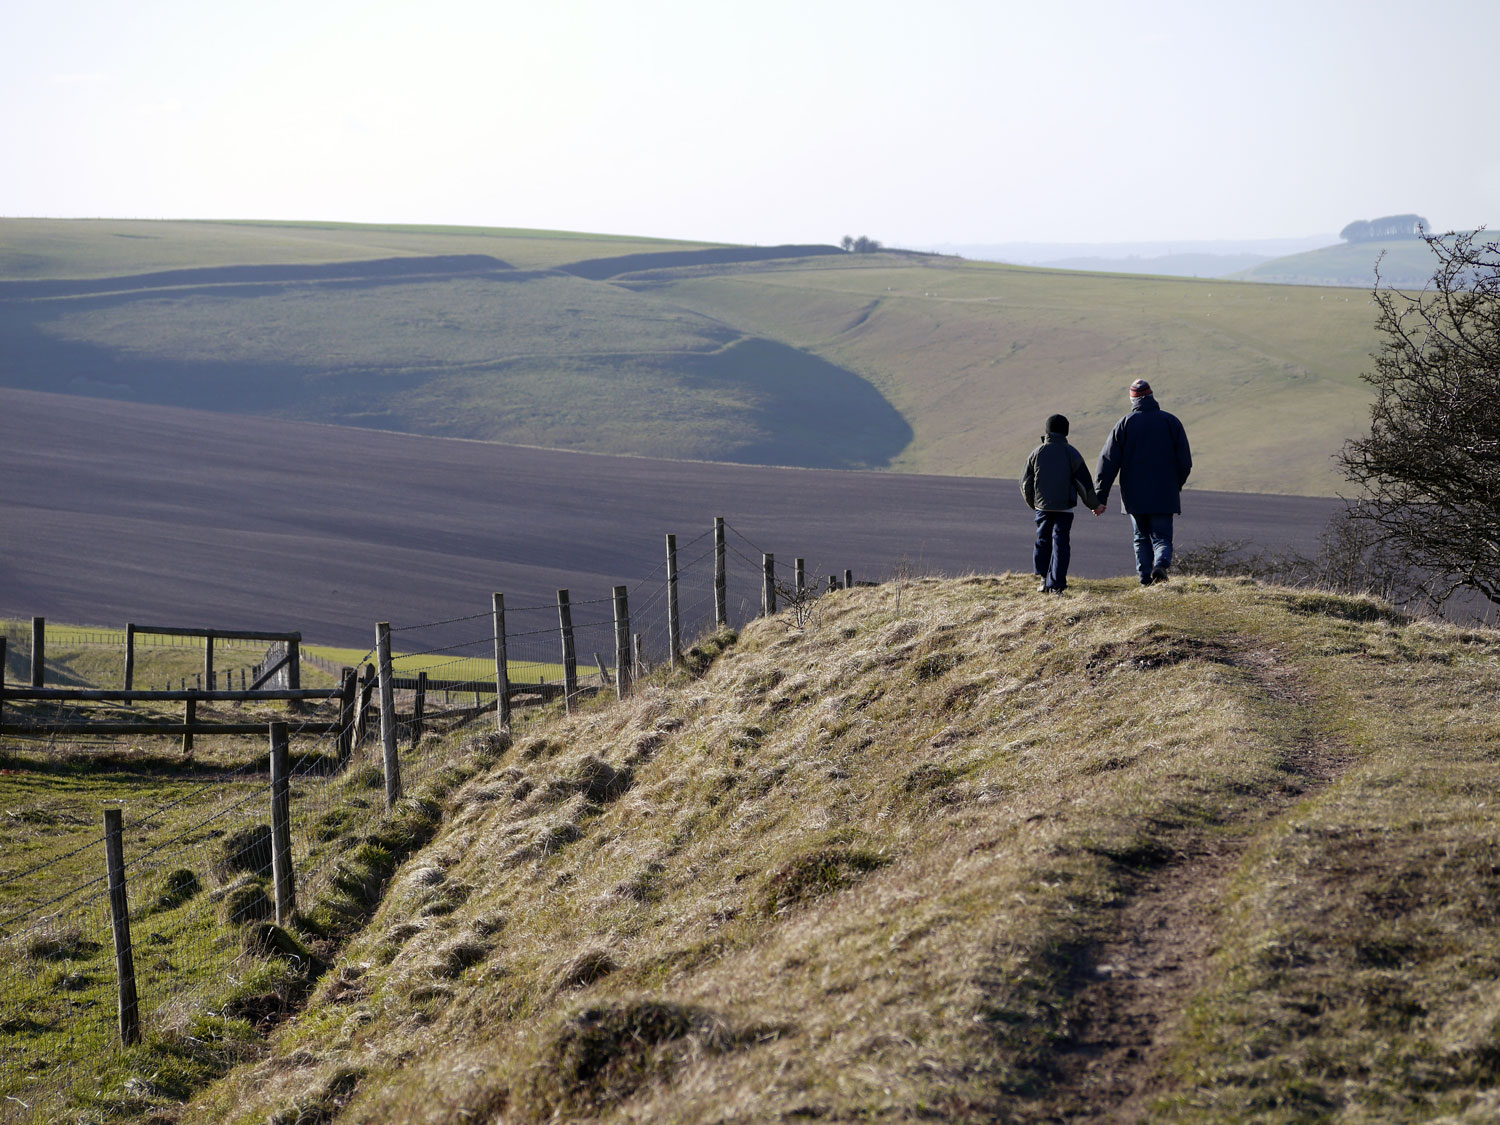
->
[0,218,1389,494]
[932,236,1337,278]
[1234,235,1476,288]
[1038,251,1274,278]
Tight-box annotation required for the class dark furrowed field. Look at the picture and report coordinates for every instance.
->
[1,388,1341,651]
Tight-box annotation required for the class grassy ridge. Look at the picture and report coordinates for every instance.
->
[156,577,1500,1123]
[0,218,1394,492]
[0,219,722,278]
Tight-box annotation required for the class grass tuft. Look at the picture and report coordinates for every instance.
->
[514,999,738,1121]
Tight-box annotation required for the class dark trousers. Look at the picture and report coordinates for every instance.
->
[1033,510,1075,591]
[1130,513,1174,579]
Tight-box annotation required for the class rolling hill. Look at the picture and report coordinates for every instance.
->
[1234,235,1469,288]
[66,574,1500,1123]
[0,218,1400,494]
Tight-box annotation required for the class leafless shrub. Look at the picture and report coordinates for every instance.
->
[1177,507,1425,607]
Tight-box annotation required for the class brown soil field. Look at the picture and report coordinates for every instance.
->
[0,388,1339,650]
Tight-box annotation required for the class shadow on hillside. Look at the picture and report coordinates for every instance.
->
[0,255,516,300]
[674,337,913,469]
[0,267,917,469]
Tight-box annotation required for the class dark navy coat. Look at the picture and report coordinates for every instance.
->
[1094,397,1192,515]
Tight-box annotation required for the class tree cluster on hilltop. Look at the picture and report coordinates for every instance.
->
[840,234,883,253]
[1340,213,1430,242]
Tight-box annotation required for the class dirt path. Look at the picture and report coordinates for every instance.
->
[1038,640,1351,1121]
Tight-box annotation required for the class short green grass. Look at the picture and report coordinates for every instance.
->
[2,619,279,692]
[0,716,522,1123]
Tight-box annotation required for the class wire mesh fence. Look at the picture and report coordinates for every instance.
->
[0,515,874,1121]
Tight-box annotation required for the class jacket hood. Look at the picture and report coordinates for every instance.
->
[1131,396,1161,413]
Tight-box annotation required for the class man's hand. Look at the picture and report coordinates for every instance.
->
[1092,504,1106,516]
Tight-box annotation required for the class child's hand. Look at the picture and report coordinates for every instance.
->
[1092,505,1106,516]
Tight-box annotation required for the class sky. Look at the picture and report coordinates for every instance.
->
[4,0,1498,248]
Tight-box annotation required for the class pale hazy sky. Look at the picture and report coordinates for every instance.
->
[5,0,1497,247]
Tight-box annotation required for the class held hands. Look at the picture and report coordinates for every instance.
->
[1092,504,1106,516]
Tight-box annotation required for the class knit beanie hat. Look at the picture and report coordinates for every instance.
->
[1045,413,1069,435]
[1130,379,1153,398]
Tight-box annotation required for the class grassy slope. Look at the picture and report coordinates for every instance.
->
[0,219,1389,492]
[1234,237,1458,288]
[174,577,1500,1124]
[649,256,1377,493]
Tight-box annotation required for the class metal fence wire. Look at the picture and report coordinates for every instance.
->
[0,516,868,1121]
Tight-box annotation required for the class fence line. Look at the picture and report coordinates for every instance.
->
[0,514,878,1122]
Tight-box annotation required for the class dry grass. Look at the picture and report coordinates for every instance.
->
[175,576,1500,1123]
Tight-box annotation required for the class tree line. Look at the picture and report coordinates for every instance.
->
[1340,214,1430,242]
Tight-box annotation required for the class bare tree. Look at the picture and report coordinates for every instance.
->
[1339,228,1500,606]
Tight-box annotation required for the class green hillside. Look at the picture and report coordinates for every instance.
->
[0,218,1395,492]
[109,576,1500,1122]
[1234,236,1455,288]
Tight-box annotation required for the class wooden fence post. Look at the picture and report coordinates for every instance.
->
[269,722,295,923]
[762,554,776,616]
[376,623,401,807]
[612,586,632,700]
[183,696,196,756]
[557,589,579,714]
[493,593,512,732]
[666,533,681,670]
[355,663,376,748]
[103,808,141,1046]
[633,632,644,680]
[287,638,302,714]
[337,667,356,766]
[795,558,806,594]
[123,624,136,692]
[204,631,215,697]
[30,617,44,688]
[411,672,428,748]
[714,517,727,629]
[845,568,854,590]
[0,637,6,728]
[828,574,840,592]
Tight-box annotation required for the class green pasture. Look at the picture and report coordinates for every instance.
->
[0,717,502,1123]
[1,217,1435,494]
[305,644,571,686]
[652,254,1381,492]
[0,621,564,695]
[1,621,279,692]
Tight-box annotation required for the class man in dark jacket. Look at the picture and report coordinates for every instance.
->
[1021,414,1103,593]
[1094,379,1192,586]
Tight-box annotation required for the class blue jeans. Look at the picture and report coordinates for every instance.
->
[1131,513,1174,580]
[1034,510,1075,591]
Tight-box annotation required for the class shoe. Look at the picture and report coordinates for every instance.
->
[1151,566,1170,584]
[1140,574,1154,586]
[1037,580,1049,592]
